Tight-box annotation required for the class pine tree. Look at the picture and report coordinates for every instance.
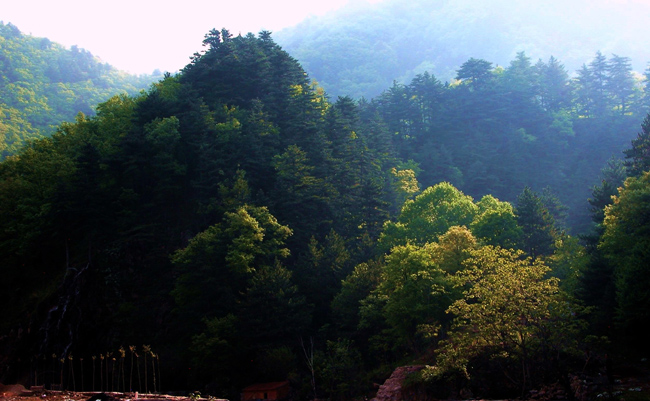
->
[607,54,636,115]
[515,187,556,260]
[535,56,571,112]
[624,113,650,177]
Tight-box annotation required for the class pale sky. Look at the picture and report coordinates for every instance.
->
[2,0,377,75]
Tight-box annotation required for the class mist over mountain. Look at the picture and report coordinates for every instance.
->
[274,0,650,98]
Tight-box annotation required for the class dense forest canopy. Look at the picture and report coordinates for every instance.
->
[1,17,650,401]
[275,0,650,99]
[0,21,163,158]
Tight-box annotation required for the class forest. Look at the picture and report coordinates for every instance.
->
[275,0,650,99]
[1,22,650,401]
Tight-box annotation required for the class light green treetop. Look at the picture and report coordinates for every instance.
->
[380,182,478,251]
[471,194,522,249]
[435,246,583,393]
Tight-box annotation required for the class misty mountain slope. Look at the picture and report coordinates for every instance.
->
[274,0,650,99]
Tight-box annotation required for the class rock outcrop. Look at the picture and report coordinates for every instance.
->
[0,383,27,396]
[371,365,424,401]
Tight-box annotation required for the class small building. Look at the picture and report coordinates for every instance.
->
[241,381,290,401]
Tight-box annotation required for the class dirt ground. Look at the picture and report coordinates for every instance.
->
[3,360,650,401]
[0,385,227,401]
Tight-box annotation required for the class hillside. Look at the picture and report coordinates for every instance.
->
[1,23,650,401]
[274,0,650,99]
[0,22,163,158]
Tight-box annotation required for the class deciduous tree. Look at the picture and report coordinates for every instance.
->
[436,246,583,396]
[380,182,477,250]
[600,171,650,349]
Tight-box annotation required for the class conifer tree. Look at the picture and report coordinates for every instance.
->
[624,113,650,177]
[515,187,556,260]
[535,56,571,112]
[607,54,636,115]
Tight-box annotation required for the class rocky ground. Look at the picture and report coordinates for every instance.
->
[370,359,650,401]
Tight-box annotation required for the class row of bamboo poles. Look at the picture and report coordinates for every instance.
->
[30,345,162,393]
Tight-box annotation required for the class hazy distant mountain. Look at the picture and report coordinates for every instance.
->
[274,0,650,99]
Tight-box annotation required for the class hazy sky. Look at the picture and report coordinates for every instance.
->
[2,0,380,75]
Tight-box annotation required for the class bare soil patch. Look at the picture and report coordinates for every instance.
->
[0,386,226,401]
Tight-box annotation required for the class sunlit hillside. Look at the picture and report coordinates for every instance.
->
[0,22,163,158]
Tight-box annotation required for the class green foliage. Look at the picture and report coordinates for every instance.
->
[317,339,364,401]
[376,243,450,349]
[589,158,627,227]
[3,20,650,397]
[271,145,334,243]
[600,171,650,349]
[390,167,420,209]
[546,234,588,293]
[189,313,241,393]
[0,22,162,158]
[257,346,300,383]
[436,246,585,395]
[456,58,494,90]
[240,263,311,344]
[172,204,292,315]
[536,56,571,112]
[365,226,477,353]
[624,114,650,177]
[331,259,383,334]
[433,226,478,274]
[277,0,650,101]
[471,195,522,249]
[342,43,647,232]
[607,54,637,115]
[172,205,306,391]
[516,187,556,259]
[380,182,478,250]
[578,158,628,336]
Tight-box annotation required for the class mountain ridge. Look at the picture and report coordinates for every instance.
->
[274,0,650,98]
